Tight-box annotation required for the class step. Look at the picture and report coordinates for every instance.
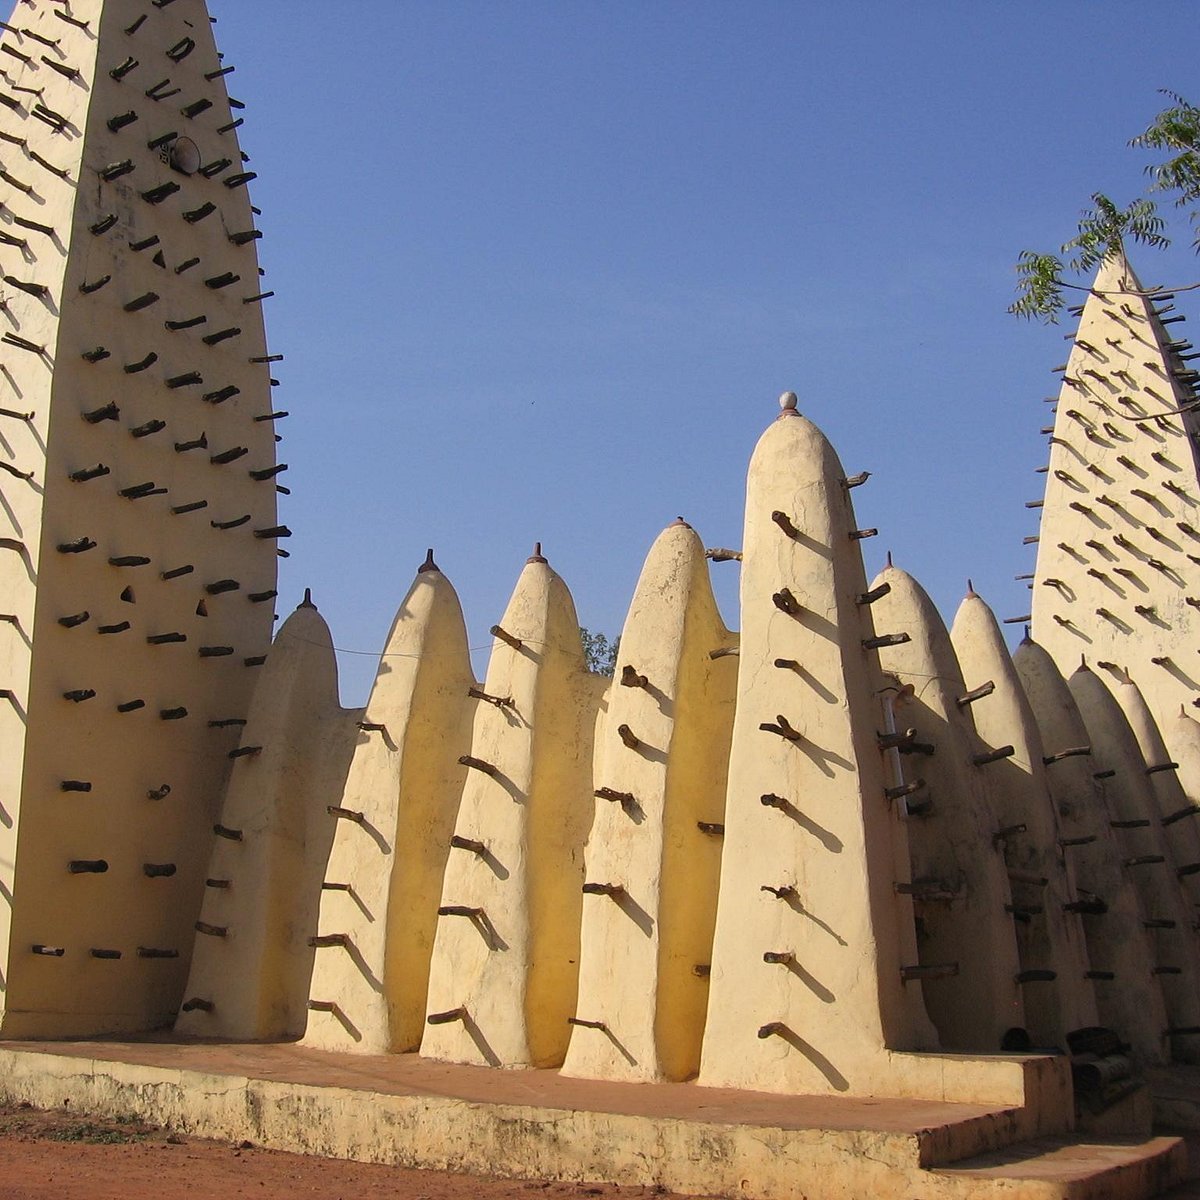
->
[0,1038,1180,1200]
[930,1135,1187,1200]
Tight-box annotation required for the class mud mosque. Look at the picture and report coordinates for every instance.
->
[0,1,1198,1197]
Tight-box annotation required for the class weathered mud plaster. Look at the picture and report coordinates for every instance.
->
[1069,665,1200,1064]
[421,552,596,1068]
[1164,709,1200,849]
[873,567,1023,1051]
[1031,252,1200,738]
[1112,677,1200,904]
[1013,640,1166,1065]
[175,596,358,1039]
[699,396,944,1098]
[302,559,475,1055]
[949,590,1098,1048]
[0,0,280,1036]
[562,520,737,1083]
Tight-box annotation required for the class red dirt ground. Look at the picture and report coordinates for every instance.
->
[0,1102,716,1200]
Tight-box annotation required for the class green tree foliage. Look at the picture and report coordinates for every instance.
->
[580,627,619,675]
[1011,92,1199,322]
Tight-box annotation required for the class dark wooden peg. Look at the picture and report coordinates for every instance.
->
[426,1008,467,1025]
[69,464,109,483]
[194,921,227,938]
[58,611,90,628]
[697,821,725,836]
[900,963,958,982]
[1042,745,1091,765]
[124,352,159,373]
[973,745,1015,767]
[759,715,803,742]
[62,689,95,703]
[885,779,925,800]
[459,754,497,777]
[210,446,248,465]
[438,905,484,918]
[143,863,176,878]
[595,786,635,807]
[68,860,108,874]
[450,835,485,855]
[58,537,97,554]
[582,882,625,897]
[772,588,802,616]
[617,723,640,749]
[759,793,788,810]
[124,291,160,312]
[212,824,243,841]
[326,805,365,823]
[862,633,910,649]
[956,681,995,707]
[857,582,891,606]
[308,934,350,949]
[83,402,120,424]
[849,528,878,540]
[620,664,648,689]
[228,745,262,759]
[166,372,203,389]
[763,951,794,965]
[770,510,800,538]
[760,885,796,900]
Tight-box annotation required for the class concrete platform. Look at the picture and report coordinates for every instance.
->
[0,1039,1185,1200]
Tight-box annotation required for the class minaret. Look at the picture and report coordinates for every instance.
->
[1030,250,1200,734]
[699,394,938,1098]
[0,1,282,1035]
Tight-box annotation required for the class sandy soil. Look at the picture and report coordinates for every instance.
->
[0,1102,714,1200]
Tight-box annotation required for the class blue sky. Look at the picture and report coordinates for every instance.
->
[208,2,1200,704]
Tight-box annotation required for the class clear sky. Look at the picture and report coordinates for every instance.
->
[207,2,1200,705]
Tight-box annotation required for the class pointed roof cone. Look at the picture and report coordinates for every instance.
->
[1021,625,1032,644]
[966,578,976,596]
[886,550,893,568]
[778,390,798,418]
[417,548,439,574]
[527,541,548,564]
[670,516,692,529]
[298,587,315,609]
[1079,653,1089,671]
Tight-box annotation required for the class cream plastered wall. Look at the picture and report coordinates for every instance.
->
[0,0,281,1036]
[561,520,736,1084]
[698,396,943,1099]
[1166,710,1200,840]
[1013,640,1167,1065]
[302,560,475,1055]
[175,596,358,1039]
[1112,677,1200,901]
[1068,665,1200,1063]
[420,553,595,1069]
[1031,253,1200,738]
[948,590,1098,1047]
[872,566,1023,1052]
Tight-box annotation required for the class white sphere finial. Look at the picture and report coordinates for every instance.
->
[779,391,798,413]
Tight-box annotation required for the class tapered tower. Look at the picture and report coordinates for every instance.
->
[0,0,282,1035]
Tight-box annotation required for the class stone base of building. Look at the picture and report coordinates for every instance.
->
[0,1039,1185,1200]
